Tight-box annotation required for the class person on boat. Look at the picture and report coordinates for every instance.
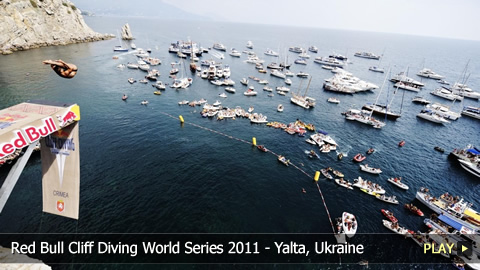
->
[43,59,78,79]
[302,188,306,193]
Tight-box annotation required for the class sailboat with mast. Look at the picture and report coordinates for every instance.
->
[290,77,315,109]
[113,30,129,52]
[362,69,402,120]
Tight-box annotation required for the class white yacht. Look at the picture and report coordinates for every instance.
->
[314,57,345,67]
[246,41,253,49]
[264,49,279,57]
[299,51,311,59]
[458,159,480,178]
[343,108,386,128]
[416,110,450,124]
[369,66,385,73]
[294,58,307,65]
[354,52,381,60]
[461,106,480,119]
[225,87,236,93]
[417,68,445,80]
[430,88,464,101]
[212,43,227,51]
[394,82,421,92]
[390,72,424,87]
[426,103,461,120]
[451,83,480,99]
[285,78,292,85]
[288,46,303,53]
[229,49,242,57]
[270,70,286,79]
[308,46,319,53]
[412,96,430,104]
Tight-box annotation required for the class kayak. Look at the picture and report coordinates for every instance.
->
[387,177,409,190]
[381,209,398,223]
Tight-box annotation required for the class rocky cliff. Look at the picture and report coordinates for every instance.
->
[0,0,113,55]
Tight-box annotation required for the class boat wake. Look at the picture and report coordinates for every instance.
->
[210,51,224,59]
[336,145,352,157]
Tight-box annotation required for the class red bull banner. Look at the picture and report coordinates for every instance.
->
[41,121,80,220]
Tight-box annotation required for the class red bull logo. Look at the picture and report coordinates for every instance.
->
[0,117,58,158]
[57,110,77,128]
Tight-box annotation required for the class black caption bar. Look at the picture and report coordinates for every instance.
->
[0,233,476,264]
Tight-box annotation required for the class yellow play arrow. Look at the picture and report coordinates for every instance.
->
[462,245,469,252]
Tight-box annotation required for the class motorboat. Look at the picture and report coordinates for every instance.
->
[458,159,480,178]
[387,177,409,190]
[229,49,242,57]
[267,62,283,69]
[127,78,136,84]
[294,58,307,65]
[154,81,166,90]
[461,106,480,119]
[277,104,284,112]
[289,46,303,53]
[415,187,480,230]
[360,164,382,174]
[314,57,345,67]
[278,155,289,166]
[322,65,334,70]
[381,209,398,224]
[306,149,319,159]
[342,212,357,238]
[354,52,381,60]
[178,100,189,105]
[284,78,292,85]
[416,110,450,124]
[258,80,269,85]
[212,43,226,51]
[353,153,366,162]
[451,83,480,99]
[225,87,236,93]
[332,169,344,178]
[240,78,249,85]
[263,86,273,92]
[246,40,254,49]
[390,72,424,87]
[382,220,411,236]
[323,82,355,94]
[271,70,286,79]
[299,51,310,59]
[264,49,279,57]
[335,178,353,190]
[327,97,340,104]
[218,93,227,98]
[321,168,333,180]
[140,100,149,105]
[342,108,386,128]
[296,72,309,78]
[122,94,128,101]
[412,96,431,104]
[438,79,450,85]
[353,176,385,194]
[417,68,444,80]
[153,91,161,95]
[284,70,295,77]
[369,66,385,73]
[329,53,348,61]
[308,46,318,53]
[126,63,139,69]
[430,88,464,101]
[426,103,461,120]
[434,146,445,153]
[113,45,128,52]
[244,88,258,96]
[276,86,290,92]
[404,204,424,216]
[375,194,399,205]
[398,140,405,147]
[394,82,421,92]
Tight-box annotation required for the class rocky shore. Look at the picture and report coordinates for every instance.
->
[0,0,113,55]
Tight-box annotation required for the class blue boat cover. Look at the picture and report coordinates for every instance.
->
[438,214,464,231]
[467,148,480,155]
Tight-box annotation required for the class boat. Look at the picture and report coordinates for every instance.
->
[361,103,401,120]
[153,90,161,95]
[430,88,464,101]
[404,203,424,216]
[308,46,319,53]
[412,96,431,104]
[140,100,149,105]
[353,177,385,194]
[271,70,286,79]
[240,78,249,85]
[229,49,242,57]
[244,88,257,96]
[122,94,128,101]
[327,97,340,104]
[277,104,283,112]
[451,83,480,100]
[276,86,290,92]
[290,77,315,109]
[382,220,411,236]
[278,155,289,166]
[306,150,319,159]
[284,78,292,85]
[257,145,267,152]
[219,93,227,98]
[387,177,409,190]
[264,49,279,57]
[461,106,480,120]
[139,79,148,84]
[263,86,273,92]
[178,100,189,105]
[381,209,398,223]
[342,212,357,238]
[416,187,480,230]
[258,79,269,85]
[369,66,385,73]
[126,63,138,69]
[294,58,307,65]
[360,164,382,174]
[113,45,128,52]
[213,43,227,51]
[321,168,333,179]
[277,91,286,96]
[296,72,309,78]
[329,53,348,61]
[314,57,345,67]
[438,79,450,85]
[366,148,375,155]
[417,68,444,80]
[246,40,253,49]
[322,65,334,70]
[375,194,399,204]
[434,146,445,153]
[335,178,353,190]
[416,110,450,124]
[332,170,344,178]
[398,140,405,147]
[225,87,236,93]
[354,52,381,60]
[353,154,366,162]
[394,81,421,92]
[289,46,303,53]
[390,72,425,88]
[128,78,136,84]
[458,159,480,178]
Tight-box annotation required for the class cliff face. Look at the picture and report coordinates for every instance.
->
[0,0,113,55]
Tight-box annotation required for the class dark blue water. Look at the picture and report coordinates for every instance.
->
[0,17,479,269]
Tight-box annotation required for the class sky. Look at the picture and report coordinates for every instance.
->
[72,0,480,41]
[161,0,480,41]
